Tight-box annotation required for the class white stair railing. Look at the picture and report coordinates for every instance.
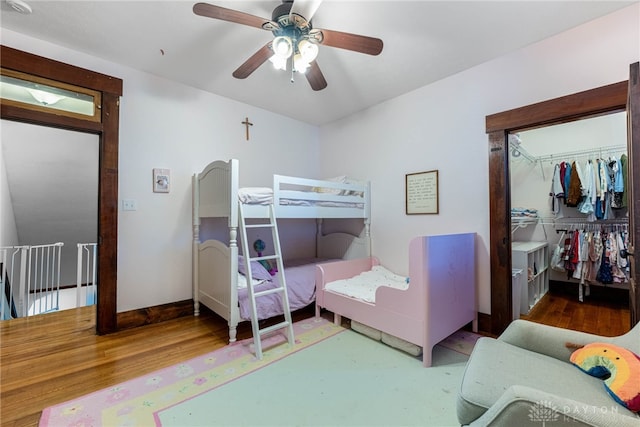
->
[26,243,64,316]
[1,243,64,318]
[76,243,97,307]
[1,246,25,320]
[1,242,98,319]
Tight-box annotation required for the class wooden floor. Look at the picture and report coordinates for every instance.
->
[1,285,631,427]
[0,305,315,427]
[521,281,631,336]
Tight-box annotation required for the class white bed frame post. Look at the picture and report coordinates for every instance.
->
[364,219,371,257]
[228,159,240,342]
[364,181,372,257]
[228,225,239,342]
[192,174,201,316]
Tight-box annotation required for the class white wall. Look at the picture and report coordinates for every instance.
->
[318,3,640,315]
[1,29,320,312]
[0,144,19,248]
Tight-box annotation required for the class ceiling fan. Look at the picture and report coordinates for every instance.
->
[193,1,383,91]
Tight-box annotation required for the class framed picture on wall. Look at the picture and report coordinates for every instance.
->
[406,170,439,214]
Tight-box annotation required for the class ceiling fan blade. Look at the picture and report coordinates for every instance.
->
[305,61,327,91]
[289,0,322,22]
[315,28,383,56]
[232,42,273,79]
[193,2,278,31]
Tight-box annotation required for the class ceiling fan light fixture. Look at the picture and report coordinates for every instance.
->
[272,36,293,59]
[269,55,287,71]
[297,39,318,62]
[293,53,310,73]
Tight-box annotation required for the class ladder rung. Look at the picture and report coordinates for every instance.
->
[249,255,279,262]
[244,223,275,229]
[259,320,291,336]
[254,287,285,298]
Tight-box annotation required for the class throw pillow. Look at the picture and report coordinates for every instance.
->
[238,255,273,281]
[570,342,640,412]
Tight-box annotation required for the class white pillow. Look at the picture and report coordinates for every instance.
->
[344,177,366,196]
[237,272,266,289]
[313,176,347,195]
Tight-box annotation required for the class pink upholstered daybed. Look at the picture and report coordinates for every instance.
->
[315,233,477,367]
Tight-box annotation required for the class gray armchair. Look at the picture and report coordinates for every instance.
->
[457,319,640,426]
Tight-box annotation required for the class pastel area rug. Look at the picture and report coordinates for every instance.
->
[40,317,481,427]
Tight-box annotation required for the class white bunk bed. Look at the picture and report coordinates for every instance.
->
[192,159,371,342]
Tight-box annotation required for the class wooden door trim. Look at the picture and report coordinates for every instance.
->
[0,45,121,334]
[486,81,628,335]
[628,62,640,326]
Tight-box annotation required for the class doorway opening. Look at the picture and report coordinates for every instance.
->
[1,121,99,320]
[0,45,122,334]
[508,112,630,335]
[486,66,639,336]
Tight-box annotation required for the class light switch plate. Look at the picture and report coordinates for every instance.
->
[153,168,170,193]
[122,199,137,211]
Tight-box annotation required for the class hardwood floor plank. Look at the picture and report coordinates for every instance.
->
[522,281,630,336]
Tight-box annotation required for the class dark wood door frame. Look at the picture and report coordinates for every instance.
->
[485,76,636,335]
[1,45,121,334]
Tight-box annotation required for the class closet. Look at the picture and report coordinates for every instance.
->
[509,111,630,316]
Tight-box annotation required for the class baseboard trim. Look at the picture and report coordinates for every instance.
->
[477,312,493,336]
[115,301,494,337]
[117,299,193,331]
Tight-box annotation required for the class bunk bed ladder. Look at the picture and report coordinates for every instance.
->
[238,203,295,360]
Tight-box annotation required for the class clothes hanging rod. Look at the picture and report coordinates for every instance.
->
[553,217,629,233]
[511,216,628,228]
[535,144,627,163]
[553,217,629,224]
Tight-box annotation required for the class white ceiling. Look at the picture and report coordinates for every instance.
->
[0,0,634,125]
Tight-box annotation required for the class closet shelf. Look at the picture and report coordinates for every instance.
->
[528,270,547,283]
[512,241,549,315]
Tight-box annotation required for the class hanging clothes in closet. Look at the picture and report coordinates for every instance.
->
[553,225,630,301]
[549,154,628,221]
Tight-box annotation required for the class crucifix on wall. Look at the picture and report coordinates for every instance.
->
[241,117,253,140]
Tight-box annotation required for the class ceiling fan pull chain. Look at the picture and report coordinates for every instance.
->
[290,56,295,83]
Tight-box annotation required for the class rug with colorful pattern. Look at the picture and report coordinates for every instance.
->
[39,317,344,427]
[39,318,480,427]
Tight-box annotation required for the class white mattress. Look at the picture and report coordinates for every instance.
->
[237,187,363,207]
[325,265,409,303]
[238,187,273,205]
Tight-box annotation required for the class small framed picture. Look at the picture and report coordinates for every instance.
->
[153,168,170,193]
[406,170,439,215]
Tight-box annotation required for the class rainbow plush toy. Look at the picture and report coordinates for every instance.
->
[570,342,640,412]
